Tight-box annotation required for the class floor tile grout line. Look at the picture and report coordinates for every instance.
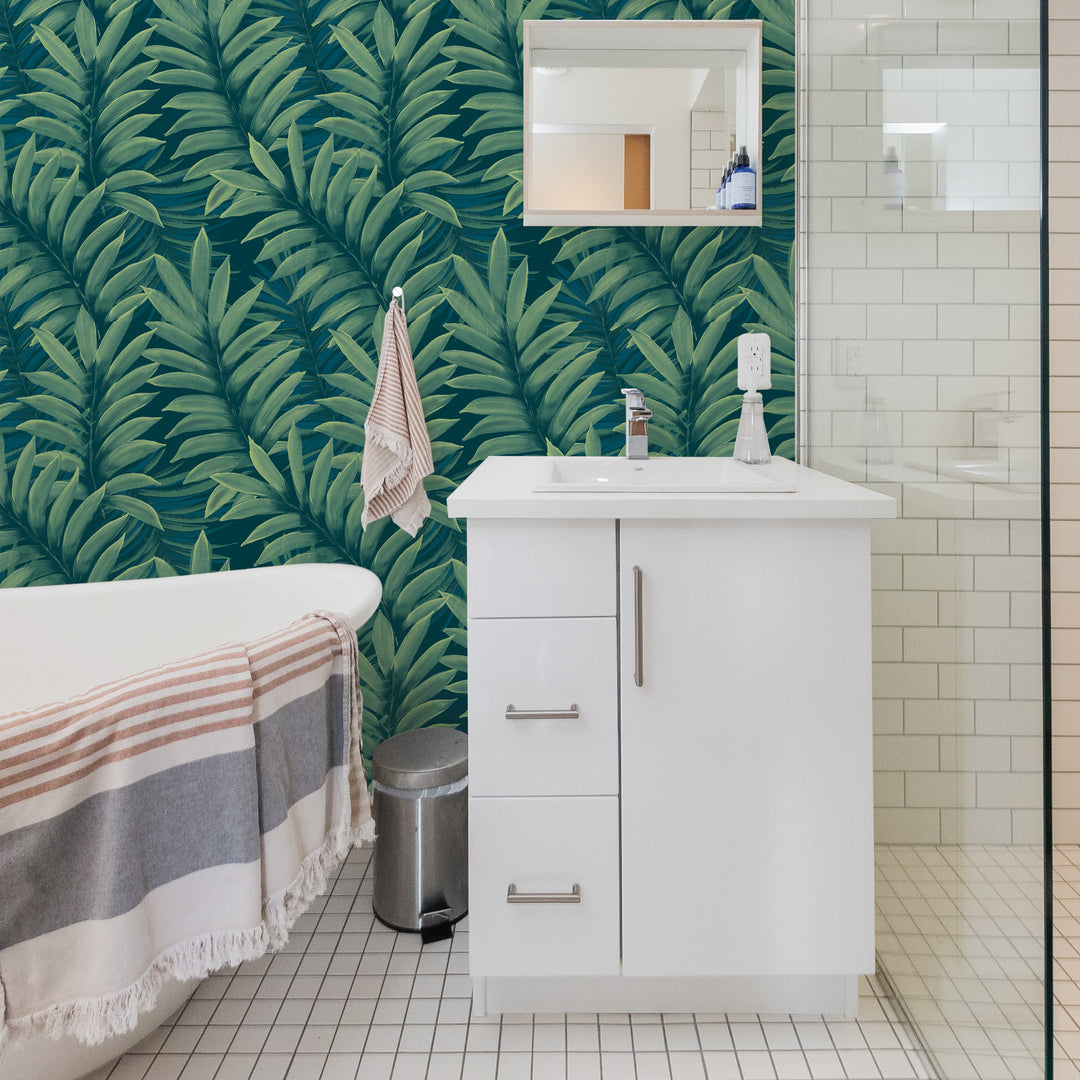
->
[96,842,1061,1080]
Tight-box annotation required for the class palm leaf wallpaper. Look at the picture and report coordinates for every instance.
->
[0,0,795,767]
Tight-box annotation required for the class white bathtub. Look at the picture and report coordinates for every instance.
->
[0,563,382,1080]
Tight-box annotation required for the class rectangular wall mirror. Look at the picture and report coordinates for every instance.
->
[523,20,763,228]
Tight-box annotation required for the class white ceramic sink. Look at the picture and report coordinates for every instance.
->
[533,456,797,493]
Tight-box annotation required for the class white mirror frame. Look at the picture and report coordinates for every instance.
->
[523,20,763,227]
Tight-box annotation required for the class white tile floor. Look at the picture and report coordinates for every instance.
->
[86,843,933,1080]
[874,845,1046,1080]
[1053,845,1080,1078]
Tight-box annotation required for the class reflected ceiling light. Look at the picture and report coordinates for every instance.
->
[882,122,946,134]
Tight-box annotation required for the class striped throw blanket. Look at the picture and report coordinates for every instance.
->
[0,610,373,1049]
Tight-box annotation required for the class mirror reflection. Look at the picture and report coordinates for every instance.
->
[523,20,762,227]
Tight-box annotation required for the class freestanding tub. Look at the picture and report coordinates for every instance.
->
[0,563,382,1080]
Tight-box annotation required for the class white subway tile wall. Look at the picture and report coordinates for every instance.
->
[803,1,1043,848]
[1051,0,1080,844]
[690,111,731,209]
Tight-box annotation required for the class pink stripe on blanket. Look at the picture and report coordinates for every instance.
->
[0,653,250,751]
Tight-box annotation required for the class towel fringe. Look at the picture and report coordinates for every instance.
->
[392,498,431,538]
[364,424,415,493]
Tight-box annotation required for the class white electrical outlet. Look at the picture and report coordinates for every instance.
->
[737,333,771,391]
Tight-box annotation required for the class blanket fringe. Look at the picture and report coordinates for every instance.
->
[1,924,269,1049]
[263,822,355,950]
[3,819,374,1050]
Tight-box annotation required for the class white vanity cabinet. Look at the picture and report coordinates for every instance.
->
[448,457,895,1018]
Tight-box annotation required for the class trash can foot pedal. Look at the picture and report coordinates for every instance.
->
[420,905,453,945]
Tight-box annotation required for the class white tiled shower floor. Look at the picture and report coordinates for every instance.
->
[86,844,932,1080]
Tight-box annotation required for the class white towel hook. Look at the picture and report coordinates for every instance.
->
[391,286,404,313]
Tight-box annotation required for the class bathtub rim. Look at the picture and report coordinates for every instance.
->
[0,562,384,632]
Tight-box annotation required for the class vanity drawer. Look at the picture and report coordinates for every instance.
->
[469,796,620,977]
[468,617,617,797]
[466,519,616,617]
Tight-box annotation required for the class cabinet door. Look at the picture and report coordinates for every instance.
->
[618,519,875,977]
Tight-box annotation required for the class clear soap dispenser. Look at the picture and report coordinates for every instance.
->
[732,392,771,464]
[733,332,772,464]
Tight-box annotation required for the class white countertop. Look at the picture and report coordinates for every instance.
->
[446,456,897,520]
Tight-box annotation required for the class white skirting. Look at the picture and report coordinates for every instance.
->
[472,974,860,1020]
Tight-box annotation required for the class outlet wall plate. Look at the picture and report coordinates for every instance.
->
[737,333,772,391]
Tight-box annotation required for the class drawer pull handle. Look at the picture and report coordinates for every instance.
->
[633,564,644,688]
[506,883,581,904]
[504,704,580,721]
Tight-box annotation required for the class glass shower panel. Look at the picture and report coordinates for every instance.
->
[800,2,1047,1078]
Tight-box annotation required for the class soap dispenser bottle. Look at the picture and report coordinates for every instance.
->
[883,148,904,211]
[729,146,757,210]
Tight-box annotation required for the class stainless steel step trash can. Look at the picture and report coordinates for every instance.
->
[372,728,468,940]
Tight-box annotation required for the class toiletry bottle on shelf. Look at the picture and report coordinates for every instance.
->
[730,146,757,210]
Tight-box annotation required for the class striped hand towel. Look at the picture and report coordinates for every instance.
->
[0,610,372,1049]
[360,296,434,536]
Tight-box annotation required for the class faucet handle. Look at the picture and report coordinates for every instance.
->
[621,387,646,410]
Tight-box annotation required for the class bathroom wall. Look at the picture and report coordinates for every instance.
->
[803,2,1043,845]
[1050,1,1080,842]
[0,0,795,763]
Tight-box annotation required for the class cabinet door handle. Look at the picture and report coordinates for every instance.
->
[504,704,580,720]
[506,883,581,904]
[633,564,644,687]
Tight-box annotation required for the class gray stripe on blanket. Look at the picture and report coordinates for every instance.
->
[254,675,348,833]
[0,677,349,949]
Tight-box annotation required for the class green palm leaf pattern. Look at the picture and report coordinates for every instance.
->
[443,0,541,227]
[626,304,745,457]
[248,0,377,103]
[211,123,446,338]
[0,435,138,584]
[19,2,164,225]
[442,229,611,461]
[317,4,462,232]
[0,0,795,762]
[0,135,149,337]
[19,306,163,524]
[145,228,317,488]
[548,225,758,346]
[147,0,312,181]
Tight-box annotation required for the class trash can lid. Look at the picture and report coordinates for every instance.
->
[372,728,468,790]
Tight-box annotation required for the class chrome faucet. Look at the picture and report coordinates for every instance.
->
[621,388,653,460]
